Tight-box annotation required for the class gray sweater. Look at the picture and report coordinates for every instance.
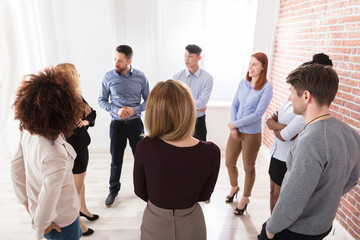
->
[267,117,360,235]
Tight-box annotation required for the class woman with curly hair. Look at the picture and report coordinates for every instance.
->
[11,66,84,240]
[56,63,98,236]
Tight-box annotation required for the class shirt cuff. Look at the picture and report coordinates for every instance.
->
[133,106,141,115]
[112,106,120,116]
[234,119,243,128]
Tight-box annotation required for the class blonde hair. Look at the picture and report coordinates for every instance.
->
[56,63,81,96]
[145,79,196,141]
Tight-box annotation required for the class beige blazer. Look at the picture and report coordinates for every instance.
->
[11,130,80,240]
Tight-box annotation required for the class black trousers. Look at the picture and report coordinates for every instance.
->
[258,222,331,240]
[194,115,207,141]
[109,118,144,194]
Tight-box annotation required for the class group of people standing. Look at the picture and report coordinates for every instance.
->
[10,43,360,240]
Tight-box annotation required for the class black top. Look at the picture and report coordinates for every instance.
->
[65,97,96,153]
[134,137,220,209]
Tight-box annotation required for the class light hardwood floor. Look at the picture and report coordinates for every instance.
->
[0,147,352,239]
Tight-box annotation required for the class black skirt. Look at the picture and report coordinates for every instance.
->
[72,147,89,174]
[268,156,287,186]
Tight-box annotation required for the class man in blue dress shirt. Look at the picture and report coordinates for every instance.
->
[173,44,214,141]
[98,45,149,206]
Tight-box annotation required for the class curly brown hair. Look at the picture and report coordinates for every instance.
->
[13,66,84,142]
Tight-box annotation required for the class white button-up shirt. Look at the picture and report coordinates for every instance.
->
[11,130,80,240]
[173,68,214,118]
[270,100,305,162]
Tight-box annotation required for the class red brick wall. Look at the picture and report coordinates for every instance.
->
[263,0,360,238]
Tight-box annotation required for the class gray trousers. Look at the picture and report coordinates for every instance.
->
[140,201,206,240]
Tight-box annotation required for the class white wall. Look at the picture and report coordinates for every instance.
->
[47,0,271,151]
[1,0,279,154]
[206,106,231,148]
[191,0,280,150]
[49,0,115,151]
[252,0,280,75]
[50,0,279,151]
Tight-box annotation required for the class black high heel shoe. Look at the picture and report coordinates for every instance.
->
[225,187,240,203]
[234,203,248,215]
[80,211,99,221]
[82,227,94,236]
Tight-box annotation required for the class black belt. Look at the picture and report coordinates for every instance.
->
[197,115,205,120]
[114,118,140,124]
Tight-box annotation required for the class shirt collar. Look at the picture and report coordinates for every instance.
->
[56,134,76,159]
[185,68,201,77]
[116,65,133,77]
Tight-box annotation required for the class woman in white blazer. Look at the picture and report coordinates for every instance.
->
[11,66,84,240]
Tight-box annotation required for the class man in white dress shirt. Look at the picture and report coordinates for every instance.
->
[173,44,214,141]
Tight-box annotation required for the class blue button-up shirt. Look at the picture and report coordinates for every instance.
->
[173,68,213,118]
[231,79,273,134]
[98,67,149,120]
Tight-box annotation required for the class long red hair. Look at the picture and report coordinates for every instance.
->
[246,52,268,90]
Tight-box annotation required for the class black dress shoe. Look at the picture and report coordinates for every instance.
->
[82,228,94,236]
[105,192,118,206]
[80,211,99,221]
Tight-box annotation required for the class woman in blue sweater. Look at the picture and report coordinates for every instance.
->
[225,52,273,215]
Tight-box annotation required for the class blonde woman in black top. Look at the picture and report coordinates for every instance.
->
[133,80,220,240]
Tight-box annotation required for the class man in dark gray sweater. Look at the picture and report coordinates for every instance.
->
[258,64,360,240]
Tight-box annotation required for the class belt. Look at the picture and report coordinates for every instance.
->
[114,118,140,124]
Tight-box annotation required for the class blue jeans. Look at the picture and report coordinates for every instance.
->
[109,118,144,193]
[44,218,82,240]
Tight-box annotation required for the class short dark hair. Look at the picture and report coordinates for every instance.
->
[286,64,339,106]
[13,66,84,142]
[185,44,202,55]
[116,45,133,60]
